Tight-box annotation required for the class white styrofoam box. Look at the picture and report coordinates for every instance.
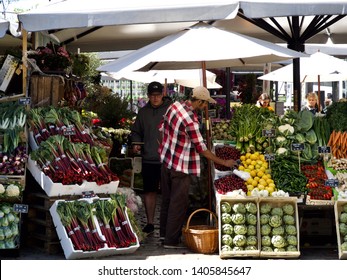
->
[29,130,39,151]
[50,197,140,260]
[27,156,119,197]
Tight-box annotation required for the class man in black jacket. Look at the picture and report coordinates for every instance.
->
[131,81,172,235]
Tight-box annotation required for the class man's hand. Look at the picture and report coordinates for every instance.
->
[133,144,141,153]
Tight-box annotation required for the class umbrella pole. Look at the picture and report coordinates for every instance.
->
[201,61,213,211]
[22,29,28,95]
[318,75,321,110]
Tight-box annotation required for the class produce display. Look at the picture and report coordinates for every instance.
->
[259,199,299,254]
[220,199,259,255]
[0,202,21,249]
[335,201,347,259]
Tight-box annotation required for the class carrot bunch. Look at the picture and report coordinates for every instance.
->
[327,130,347,159]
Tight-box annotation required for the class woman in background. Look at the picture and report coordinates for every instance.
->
[301,92,321,115]
[256,93,274,111]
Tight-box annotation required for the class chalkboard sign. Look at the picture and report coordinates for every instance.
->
[318,146,331,154]
[18,97,31,105]
[291,143,304,151]
[262,129,276,137]
[13,204,29,213]
[208,109,217,118]
[63,126,76,136]
[264,153,275,161]
[325,179,339,187]
[82,191,95,198]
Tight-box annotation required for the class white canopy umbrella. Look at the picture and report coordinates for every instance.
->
[0,18,9,38]
[258,51,347,83]
[108,69,222,89]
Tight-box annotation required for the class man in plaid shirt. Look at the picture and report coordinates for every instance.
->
[158,86,238,249]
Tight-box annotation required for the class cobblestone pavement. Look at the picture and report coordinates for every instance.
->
[0,194,340,261]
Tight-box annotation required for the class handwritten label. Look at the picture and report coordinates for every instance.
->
[82,191,95,198]
[264,153,275,161]
[13,204,29,213]
[208,109,217,118]
[318,146,331,154]
[262,129,276,137]
[18,97,31,105]
[291,143,304,151]
[63,126,76,136]
[325,179,339,187]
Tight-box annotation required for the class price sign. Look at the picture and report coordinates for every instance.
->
[208,109,217,118]
[325,179,339,187]
[262,129,276,137]
[63,126,76,136]
[82,191,95,198]
[18,97,31,105]
[13,204,29,213]
[264,153,275,161]
[318,146,331,154]
[291,143,304,151]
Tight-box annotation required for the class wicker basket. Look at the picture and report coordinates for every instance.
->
[182,208,219,254]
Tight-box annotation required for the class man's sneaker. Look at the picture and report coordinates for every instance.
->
[142,224,154,235]
[163,242,186,249]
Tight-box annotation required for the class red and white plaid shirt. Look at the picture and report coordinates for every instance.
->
[158,100,207,177]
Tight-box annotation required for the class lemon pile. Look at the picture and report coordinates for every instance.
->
[238,152,276,196]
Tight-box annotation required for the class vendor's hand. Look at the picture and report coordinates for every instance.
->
[223,159,238,169]
[133,145,141,153]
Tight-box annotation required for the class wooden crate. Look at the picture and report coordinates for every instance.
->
[334,200,347,260]
[30,74,65,107]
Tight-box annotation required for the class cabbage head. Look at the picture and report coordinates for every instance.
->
[305,129,317,145]
[261,246,273,252]
[295,133,305,144]
[340,223,347,235]
[233,203,246,214]
[246,235,257,246]
[260,214,270,225]
[234,225,247,235]
[261,224,272,236]
[285,225,297,235]
[269,215,283,228]
[271,207,284,216]
[221,202,231,213]
[341,242,347,251]
[245,202,257,214]
[222,223,233,235]
[221,213,232,224]
[233,235,247,247]
[271,235,286,248]
[287,245,298,251]
[282,204,295,215]
[283,215,295,225]
[343,204,347,213]
[221,245,232,252]
[272,226,285,235]
[261,235,271,246]
[222,234,233,246]
[286,235,297,246]
[260,203,272,214]
[231,213,246,225]
[340,213,347,224]
[245,246,257,251]
[246,213,257,225]
[247,225,257,236]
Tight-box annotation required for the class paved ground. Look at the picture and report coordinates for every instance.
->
[0,194,340,261]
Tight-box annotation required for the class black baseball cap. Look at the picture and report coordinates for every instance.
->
[147,81,163,95]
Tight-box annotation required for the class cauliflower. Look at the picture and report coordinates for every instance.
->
[5,184,20,197]
[0,184,5,194]
[285,225,297,235]
[339,213,347,224]
[276,147,288,156]
[271,235,286,248]
[282,204,295,215]
[278,124,294,136]
[283,215,295,225]
[247,225,257,236]
[234,225,248,235]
